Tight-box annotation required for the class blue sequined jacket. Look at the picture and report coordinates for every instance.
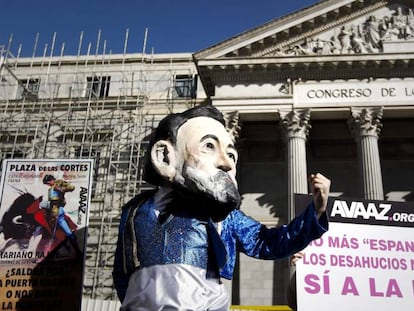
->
[112,190,328,302]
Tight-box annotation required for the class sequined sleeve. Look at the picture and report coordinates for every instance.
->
[220,203,328,279]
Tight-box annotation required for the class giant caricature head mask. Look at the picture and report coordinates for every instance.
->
[143,104,241,221]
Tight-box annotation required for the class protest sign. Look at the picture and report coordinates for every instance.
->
[295,194,414,310]
[0,159,93,311]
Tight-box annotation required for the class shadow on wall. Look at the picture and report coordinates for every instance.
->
[255,192,289,223]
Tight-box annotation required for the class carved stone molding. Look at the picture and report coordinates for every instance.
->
[348,106,383,138]
[279,108,311,140]
[264,4,414,57]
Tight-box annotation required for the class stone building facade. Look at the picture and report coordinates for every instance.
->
[194,0,414,305]
[0,0,413,306]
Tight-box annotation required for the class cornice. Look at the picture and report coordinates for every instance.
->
[197,52,414,67]
[197,53,414,95]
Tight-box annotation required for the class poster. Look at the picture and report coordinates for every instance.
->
[295,194,414,311]
[0,159,93,311]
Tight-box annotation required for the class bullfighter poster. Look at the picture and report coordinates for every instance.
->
[0,159,93,311]
[295,194,414,311]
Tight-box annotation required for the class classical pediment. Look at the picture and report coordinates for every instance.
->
[194,0,414,59]
[194,0,414,96]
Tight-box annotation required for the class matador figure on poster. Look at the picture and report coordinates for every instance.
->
[42,174,76,239]
[113,104,331,310]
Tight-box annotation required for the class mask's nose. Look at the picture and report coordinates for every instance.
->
[216,152,233,172]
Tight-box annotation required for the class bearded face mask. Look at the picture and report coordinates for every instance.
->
[173,164,240,222]
[151,116,241,221]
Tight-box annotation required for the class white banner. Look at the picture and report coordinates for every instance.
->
[295,195,414,311]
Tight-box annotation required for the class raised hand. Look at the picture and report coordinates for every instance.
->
[310,173,331,218]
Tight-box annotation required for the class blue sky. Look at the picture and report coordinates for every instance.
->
[0,0,318,57]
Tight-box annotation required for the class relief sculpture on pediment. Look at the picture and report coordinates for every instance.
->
[269,5,414,56]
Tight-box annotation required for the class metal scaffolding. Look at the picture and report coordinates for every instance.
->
[0,30,202,300]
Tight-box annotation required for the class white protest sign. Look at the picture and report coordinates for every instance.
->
[295,195,414,311]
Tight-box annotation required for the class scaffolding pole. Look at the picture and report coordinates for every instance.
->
[0,30,201,300]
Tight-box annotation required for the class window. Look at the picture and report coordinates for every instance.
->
[17,78,40,99]
[173,75,197,99]
[86,76,111,99]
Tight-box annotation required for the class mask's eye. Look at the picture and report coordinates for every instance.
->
[227,152,237,163]
[205,142,215,150]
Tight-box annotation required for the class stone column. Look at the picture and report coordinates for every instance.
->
[348,107,384,200]
[280,109,311,221]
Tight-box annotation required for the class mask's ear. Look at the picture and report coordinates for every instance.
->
[150,140,177,182]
